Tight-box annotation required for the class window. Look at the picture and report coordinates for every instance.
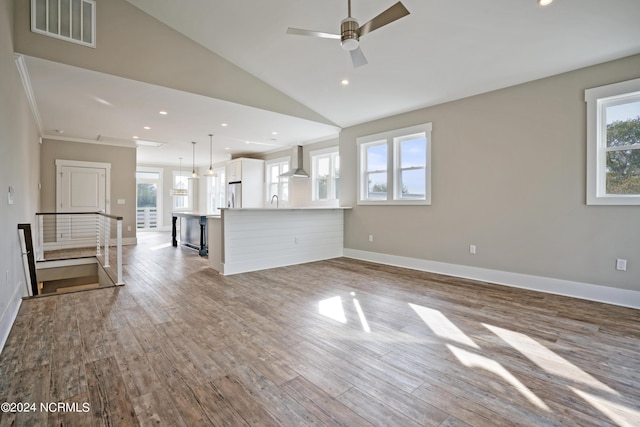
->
[172,171,193,211]
[358,123,432,205]
[586,78,640,205]
[265,157,290,202]
[31,0,96,47]
[311,147,340,202]
[206,167,226,214]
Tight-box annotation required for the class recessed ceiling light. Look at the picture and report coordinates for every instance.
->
[537,0,553,6]
[159,111,168,115]
[225,147,230,150]
[221,123,228,127]
[132,136,139,139]
[272,131,278,135]
[143,126,151,130]
[341,79,349,85]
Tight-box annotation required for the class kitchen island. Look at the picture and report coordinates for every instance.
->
[172,211,213,256]
[208,207,350,275]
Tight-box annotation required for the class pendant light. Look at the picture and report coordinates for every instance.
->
[204,134,217,176]
[170,157,188,196]
[190,141,200,179]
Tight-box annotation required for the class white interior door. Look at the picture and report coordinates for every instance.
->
[56,160,110,245]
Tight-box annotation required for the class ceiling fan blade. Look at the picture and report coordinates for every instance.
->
[286,27,341,40]
[350,46,368,68]
[358,1,410,37]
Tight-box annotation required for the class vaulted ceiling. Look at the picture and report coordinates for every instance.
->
[21,0,640,165]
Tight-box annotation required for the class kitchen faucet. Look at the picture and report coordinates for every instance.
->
[270,194,279,208]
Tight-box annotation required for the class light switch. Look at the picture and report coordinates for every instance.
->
[7,186,14,205]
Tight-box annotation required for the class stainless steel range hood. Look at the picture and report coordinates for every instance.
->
[280,145,309,178]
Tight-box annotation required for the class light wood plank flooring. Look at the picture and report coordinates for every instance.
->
[1,231,639,426]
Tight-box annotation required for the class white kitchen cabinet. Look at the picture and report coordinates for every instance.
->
[226,158,264,208]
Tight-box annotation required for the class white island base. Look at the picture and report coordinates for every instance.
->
[208,207,348,275]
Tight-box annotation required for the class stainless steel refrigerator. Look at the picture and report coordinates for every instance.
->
[228,181,242,208]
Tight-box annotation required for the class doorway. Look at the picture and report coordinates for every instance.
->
[136,167,163,230]
[55,159,110,246]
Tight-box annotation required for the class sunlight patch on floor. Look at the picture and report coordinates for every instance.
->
[319,296,346,323]
[483,323,618,395]
[447,344,551,411]
[150,243,172,251]
[352,296,371,333]
[409,303,480,349]
[571,387,640,427]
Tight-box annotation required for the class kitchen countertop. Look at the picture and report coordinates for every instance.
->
[220,206,351,211]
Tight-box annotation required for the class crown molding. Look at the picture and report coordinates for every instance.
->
[14,54,43,136]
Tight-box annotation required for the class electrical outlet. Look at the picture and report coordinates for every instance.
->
[469,244,477,254]
[616,259,627,271]
[368,234,374,242]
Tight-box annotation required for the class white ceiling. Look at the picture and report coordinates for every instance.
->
[24,0,640,166]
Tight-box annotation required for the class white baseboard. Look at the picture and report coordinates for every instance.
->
[122,237,137,246]
[0,285,23,354]
[343,249,640,310]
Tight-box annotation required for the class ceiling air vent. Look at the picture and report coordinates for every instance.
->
[31,0,96,48]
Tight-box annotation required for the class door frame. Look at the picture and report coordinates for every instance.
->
[136,166,164,230]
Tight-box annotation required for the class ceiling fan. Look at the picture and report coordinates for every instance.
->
[287,0,410,68]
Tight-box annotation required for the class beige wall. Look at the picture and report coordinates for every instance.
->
[340,54,640,292]
[0,0,41,349]
[12,0,333,126]
[40,139,137,240]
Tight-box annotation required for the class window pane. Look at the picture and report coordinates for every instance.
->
[399,169,426,199]
[367,143,387,172]
[137,183,157,207]
[60,0,70,37]
[316,177,328,200]
[48,0,59,34]
[400,136,426,168]
[82,1,92,43]
[606,149,640,195]
[316,157,330,178]
[367,172,387,199]
[281,182,289,200]
[35,0,47,31]
[606,102,640,148]
[71,0,81,40]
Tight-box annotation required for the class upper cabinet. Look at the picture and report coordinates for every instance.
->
[226,158,265,208]
[226,158,264,184]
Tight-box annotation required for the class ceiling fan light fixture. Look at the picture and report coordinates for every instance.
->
[341,17,360,51]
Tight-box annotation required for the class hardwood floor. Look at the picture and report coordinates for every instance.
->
[1,231,639,426]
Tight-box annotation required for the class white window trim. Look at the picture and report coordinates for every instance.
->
[31,0,96,48]
[357,123,432,205]
[310,146,339,204]
[265,156,291,204]
[585,77,640,205]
